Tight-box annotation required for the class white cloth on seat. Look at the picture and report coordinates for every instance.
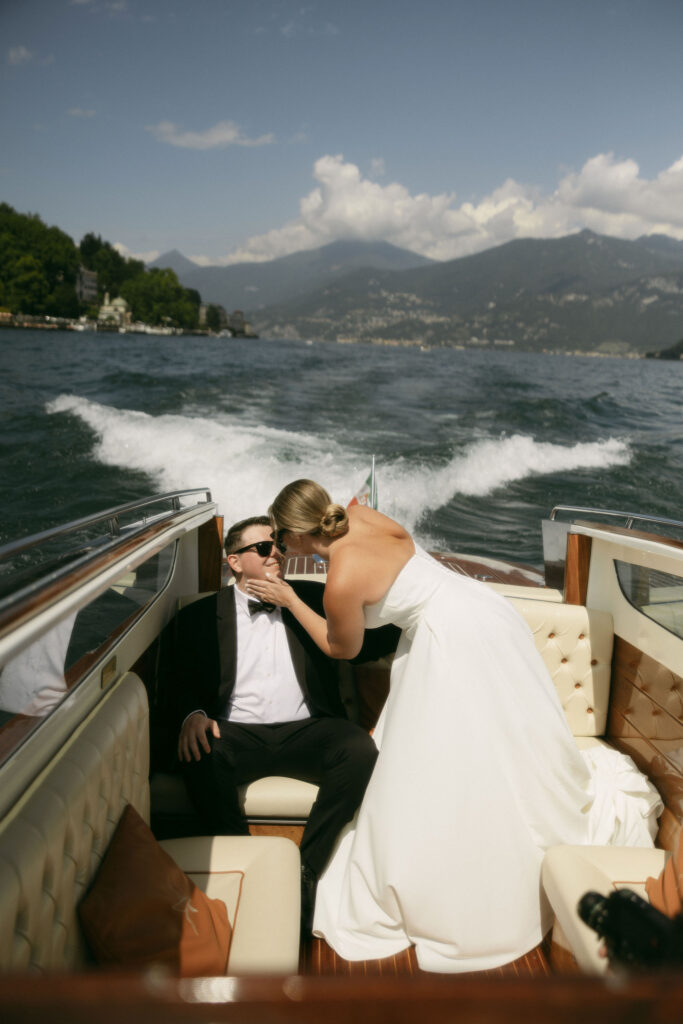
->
[312,546,658,974]
[582,745,663,847]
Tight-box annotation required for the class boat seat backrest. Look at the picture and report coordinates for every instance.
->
[507,598,614,736]
[0,672,150,972]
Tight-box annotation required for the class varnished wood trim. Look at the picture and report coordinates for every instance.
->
[285,553,546,588]
[564,534,592,605]
[248,823,304,845]
[2,970,683,1023]
[656,807,682,854]
[198,516,224,593]
[607,637,683,830]
[0,714,36,762]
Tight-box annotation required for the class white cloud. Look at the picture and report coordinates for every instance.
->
[218,151,683,264]
[68,107,96,118]
[146,119,274,150]
[188,254,218,267]
[113,242,160,263]
[370,157,386,178]
[8,46,34,65]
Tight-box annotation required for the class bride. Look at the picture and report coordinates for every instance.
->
[246,479,660,973]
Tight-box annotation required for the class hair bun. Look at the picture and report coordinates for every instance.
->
[319,502,349,538]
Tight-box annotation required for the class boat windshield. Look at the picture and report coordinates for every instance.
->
[615,560,683,641]
[0,543,175,768]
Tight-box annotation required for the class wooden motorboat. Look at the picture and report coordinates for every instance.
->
[0,490,682,1021]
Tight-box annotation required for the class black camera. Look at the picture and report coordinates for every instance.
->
[578,888,683,970]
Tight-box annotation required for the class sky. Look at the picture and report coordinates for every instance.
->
[3,0,683,267]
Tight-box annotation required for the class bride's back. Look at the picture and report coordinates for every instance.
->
[331,506,414,607]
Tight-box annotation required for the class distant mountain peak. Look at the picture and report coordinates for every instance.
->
[148,249,200,273]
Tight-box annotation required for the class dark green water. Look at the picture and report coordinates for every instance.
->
[1,328,681,566]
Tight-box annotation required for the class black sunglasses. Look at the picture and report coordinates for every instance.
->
[233,539,286,557]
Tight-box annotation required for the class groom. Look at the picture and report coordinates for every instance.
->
[175,515,394,926]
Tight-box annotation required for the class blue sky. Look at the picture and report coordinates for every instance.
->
[3,0,683,266]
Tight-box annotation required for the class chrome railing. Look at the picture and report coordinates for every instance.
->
[549,506,683,532]
[0,489,212,562]
[0,489,214,613]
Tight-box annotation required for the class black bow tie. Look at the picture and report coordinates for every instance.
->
[248,600,277,616]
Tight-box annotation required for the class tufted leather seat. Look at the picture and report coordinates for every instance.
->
[507,598,614,738]
[0,672,300,975]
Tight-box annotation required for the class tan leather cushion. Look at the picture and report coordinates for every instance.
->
[160,834,301,976]
[80,805,231,976]
[646,833,683,916]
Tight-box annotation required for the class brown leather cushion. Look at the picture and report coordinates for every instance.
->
[79,804,231,975]
[646,833,683,917]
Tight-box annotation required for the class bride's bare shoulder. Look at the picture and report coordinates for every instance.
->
[327,508,413,603]
[346,504,411,541]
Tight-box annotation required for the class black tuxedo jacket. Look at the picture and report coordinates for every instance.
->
[171,580,399,729]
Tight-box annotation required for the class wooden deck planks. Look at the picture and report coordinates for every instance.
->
[300,936,552,978]
[285,552,546,588]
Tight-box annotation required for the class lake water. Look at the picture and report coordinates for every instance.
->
[1,328,681,568]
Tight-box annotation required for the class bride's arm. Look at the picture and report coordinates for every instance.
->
[245,568,366,660]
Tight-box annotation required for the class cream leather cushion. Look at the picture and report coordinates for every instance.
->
[241,776,318,818]
[542,844,667,974]
[159,835,300,975]
[0,672,149,972]
[151,771,318,821]
[507,599,614,736]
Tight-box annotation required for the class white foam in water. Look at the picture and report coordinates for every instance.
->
[47,395,380,526]
[47,396,631,537]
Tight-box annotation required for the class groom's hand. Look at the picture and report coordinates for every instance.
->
[178,711,220,762]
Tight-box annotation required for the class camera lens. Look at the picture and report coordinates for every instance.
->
[577,891,607,930]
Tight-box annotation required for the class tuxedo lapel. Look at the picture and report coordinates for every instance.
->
[216,586,238,708]
[282,614,310,694]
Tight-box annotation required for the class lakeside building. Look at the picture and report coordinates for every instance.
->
[198,303,228,330]
[75,266,98,306]
[98,292,131,329]
[226,309,257,338]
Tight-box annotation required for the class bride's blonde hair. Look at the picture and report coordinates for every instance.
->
[269,479,349,539]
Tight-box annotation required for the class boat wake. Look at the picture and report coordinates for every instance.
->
[47,395,631,538]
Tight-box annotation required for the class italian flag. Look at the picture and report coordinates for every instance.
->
[348,458,378,509]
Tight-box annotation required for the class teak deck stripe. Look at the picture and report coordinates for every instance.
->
[300,936,552,978]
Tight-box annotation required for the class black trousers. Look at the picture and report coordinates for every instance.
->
[182,716,378,877]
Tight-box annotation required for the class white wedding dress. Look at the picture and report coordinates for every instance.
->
[313,546,662,973]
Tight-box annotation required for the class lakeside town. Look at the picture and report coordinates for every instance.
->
[0,202,258,339]
[0,299,258,338]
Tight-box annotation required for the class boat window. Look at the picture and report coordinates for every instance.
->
[0,543,175,766]
[615,560,683,640]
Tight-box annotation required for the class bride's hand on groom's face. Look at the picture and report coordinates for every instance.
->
[246,575,295,608]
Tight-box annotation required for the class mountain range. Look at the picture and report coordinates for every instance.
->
[149,240,432,311]
[150,232,683,354]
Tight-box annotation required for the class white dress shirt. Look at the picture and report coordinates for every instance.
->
[224,586,311,724]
